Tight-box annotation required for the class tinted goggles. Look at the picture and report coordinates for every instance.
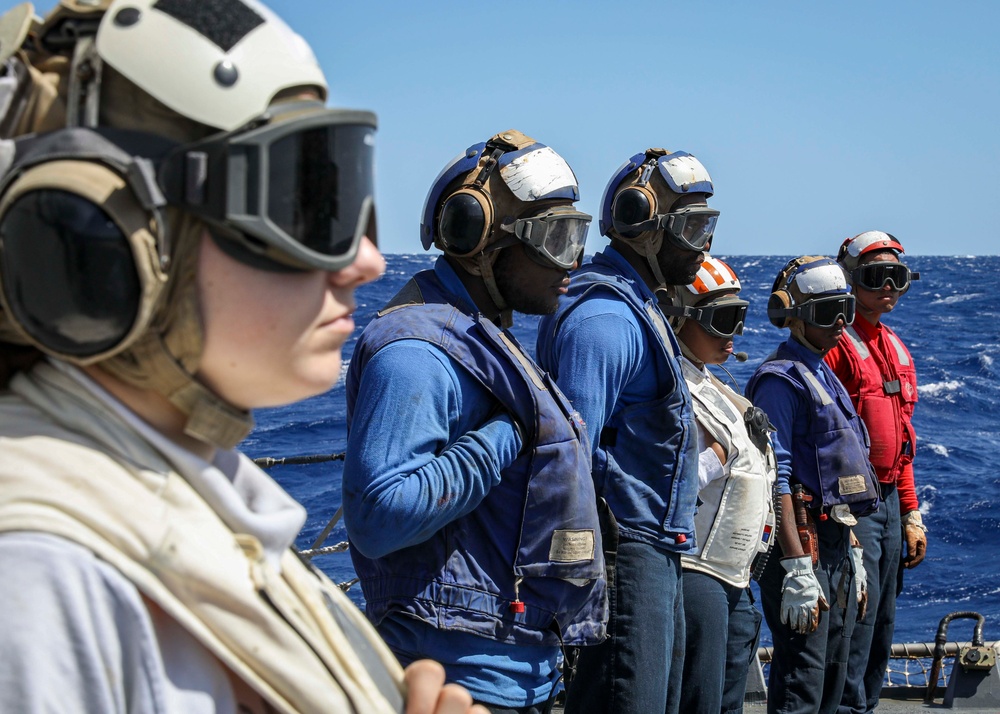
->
[667,298,748,338]
[500,206,591,269]
[796,294,856,328]
[851,261,919,291]
[161,104,377,271]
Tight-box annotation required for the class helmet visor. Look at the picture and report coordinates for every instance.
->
[502,206,591,269]
[163,106,377,271]
[663,205,720,252]
[851,262,916,291]
[800,294,856,328]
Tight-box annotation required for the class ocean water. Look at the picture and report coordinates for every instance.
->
[244,253,1000,648]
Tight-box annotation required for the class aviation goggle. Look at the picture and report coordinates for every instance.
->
[628,204,720,252]
[499,206,591,269]
[161,105,377,271]
[665,297,749,338]
[791,294,856,328]
[851,262,919,292]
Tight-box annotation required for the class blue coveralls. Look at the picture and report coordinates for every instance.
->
[746,338,879,714]
[536,247,699,714]
[345,259,606,710]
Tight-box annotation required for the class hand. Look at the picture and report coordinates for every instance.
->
[780,555,830,634]
[851,544,868,620]
[901,510,927,568]
[403,660,491,714]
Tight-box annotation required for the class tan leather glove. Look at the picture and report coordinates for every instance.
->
[901,510,927,568]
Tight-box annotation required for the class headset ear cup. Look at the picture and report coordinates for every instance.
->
[437,187,493,256]
[0,159,165,363]
[767,290,793,328]
[611,186,654,238]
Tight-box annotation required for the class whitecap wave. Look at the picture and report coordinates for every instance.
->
[930,293,980,306]
[925,443,949,457]
[919,380,962,399]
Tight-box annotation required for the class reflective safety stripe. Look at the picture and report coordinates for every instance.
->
[844,325,870,360]
[886,332,910,365]
[803,370,834,406]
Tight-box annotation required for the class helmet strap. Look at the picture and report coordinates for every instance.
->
[476,252,513,329]
[790,318,825,355]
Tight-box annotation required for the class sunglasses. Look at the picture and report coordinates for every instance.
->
[851,262,919,292]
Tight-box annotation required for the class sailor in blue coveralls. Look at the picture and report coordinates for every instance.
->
[344,130,607,714]
[745,256,881,714]
[536,149,719,714]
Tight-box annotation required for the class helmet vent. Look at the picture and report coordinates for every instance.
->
[152,0,264,52]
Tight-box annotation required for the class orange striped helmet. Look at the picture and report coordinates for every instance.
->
[679,256,741,306]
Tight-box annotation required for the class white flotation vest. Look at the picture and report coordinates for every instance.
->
[679,358,777,587]
[0,362,405,714]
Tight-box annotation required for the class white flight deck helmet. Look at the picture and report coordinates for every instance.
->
[837,230,919,294]
[767,256,856,353]
[0,0,375,448]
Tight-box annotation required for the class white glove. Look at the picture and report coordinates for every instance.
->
[780,556,830,634]
[851,544,868,620]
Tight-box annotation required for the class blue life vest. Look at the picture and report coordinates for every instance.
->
[347,270,607,647]
[746,342,880,516]
[538,254,699,552]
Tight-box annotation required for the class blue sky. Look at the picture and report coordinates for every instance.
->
[10,1,1000,255]
[272,0,999,256]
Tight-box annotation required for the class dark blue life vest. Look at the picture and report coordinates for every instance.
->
[347,270,607,647]
[538,253,699,551]
[746,342,880,516]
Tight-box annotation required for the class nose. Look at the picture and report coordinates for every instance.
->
[329,236,385,288]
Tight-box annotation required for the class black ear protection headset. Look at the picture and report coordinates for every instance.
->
[436,138,518,257]
[609,149,669,239]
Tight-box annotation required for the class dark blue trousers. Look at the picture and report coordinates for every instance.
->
[679,570,762,714]
[839,486,901,714]
[759,518,857,714]
[564,539,684,714]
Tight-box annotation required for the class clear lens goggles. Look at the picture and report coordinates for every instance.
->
[665,298,748,338]
[851,262,918,291]
[632,205,719,252]
[161,104,377,271]
[500,206,591,269]
[795,294,856,328]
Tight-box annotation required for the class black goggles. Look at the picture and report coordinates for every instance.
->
[160,104,377,271]
[500,206,591,270]
[796,294,856,328]
[631,205,719,252]
[851,262,919,292]
[665,298,748,338]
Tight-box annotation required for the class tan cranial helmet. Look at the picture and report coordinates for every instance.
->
[599,148,718,287]
[0,0,374,448]
[419,129,590,325]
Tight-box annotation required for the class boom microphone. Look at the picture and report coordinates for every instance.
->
[734,352,748,362]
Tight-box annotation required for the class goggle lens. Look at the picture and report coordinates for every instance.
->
[852,262,912,291]
[806,295,855,327]
[507,208,591,269]
[665,207,719,251]
[706,301,747,337]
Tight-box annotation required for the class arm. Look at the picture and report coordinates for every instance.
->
[344,341,522,559]
[538,298,645,451]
